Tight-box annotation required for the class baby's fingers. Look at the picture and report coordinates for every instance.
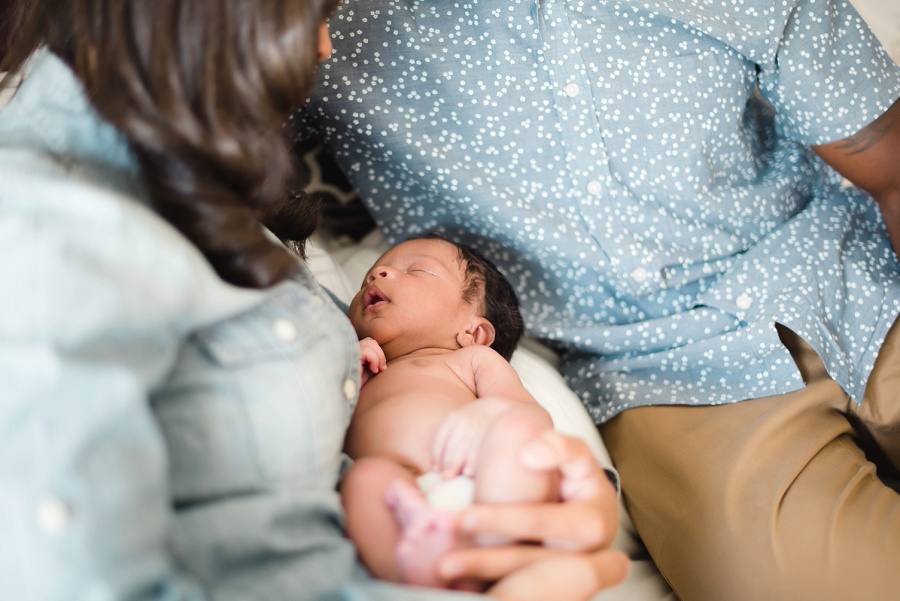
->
[366,354,385,374]
[438,432,470,477]
[431,422,451,472]
[432,416,482,477]
[363,342,386,374]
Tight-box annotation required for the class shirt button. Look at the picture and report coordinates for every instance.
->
[630,267,649,283]
[36,498,71,534]
[272,319,298,341]
[735,294,753,310]
[343,378,357,400]
[586,180,602,196]
[564,83,580,98]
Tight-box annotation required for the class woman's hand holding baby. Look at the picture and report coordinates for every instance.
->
[438,431,629,600]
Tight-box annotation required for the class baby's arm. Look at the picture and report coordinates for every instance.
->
[467,347,539,405]
[432,348,554,477]
[358,337,386,386]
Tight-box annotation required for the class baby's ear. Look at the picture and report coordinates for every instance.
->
[456,316,496,348]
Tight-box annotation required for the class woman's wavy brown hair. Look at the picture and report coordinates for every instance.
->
[1,0,339,288]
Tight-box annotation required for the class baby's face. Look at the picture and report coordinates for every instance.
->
[348,238,478,350]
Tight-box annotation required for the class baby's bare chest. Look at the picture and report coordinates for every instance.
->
[344,355,477,470]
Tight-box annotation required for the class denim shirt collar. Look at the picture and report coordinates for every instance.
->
[1,48,135,174]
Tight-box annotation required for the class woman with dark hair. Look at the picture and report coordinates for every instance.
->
[0,2,626,600]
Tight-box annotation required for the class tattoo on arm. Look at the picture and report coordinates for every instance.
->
[832,112,898,156]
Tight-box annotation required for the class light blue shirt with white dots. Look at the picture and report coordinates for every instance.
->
[300,0,900,422]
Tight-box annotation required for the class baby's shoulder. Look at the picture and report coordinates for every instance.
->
[452,345,507,368]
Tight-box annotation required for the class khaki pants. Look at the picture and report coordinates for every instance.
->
[600,322,900,601]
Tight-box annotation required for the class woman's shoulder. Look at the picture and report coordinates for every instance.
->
[0,142,259,339]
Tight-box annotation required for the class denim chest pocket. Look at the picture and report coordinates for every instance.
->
[195,290,323,365]
[153,285,357,502]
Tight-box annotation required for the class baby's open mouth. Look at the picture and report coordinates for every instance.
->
[363,286,388,310]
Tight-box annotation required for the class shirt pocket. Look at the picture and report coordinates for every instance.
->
[153,284,357,502]
[603,46,757,199]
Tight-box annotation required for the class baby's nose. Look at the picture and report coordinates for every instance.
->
[366,266,395,283]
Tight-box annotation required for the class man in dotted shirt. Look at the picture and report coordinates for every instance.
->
[296,1,900,599]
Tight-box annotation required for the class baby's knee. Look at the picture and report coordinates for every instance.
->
[487,404,553,445]
[341,456,411,499]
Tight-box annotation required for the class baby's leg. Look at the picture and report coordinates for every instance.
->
[384,478,475,589]
[340,457,418,582]
[341,457,467,588]
[474,402,559,508]
[471,403,558,547]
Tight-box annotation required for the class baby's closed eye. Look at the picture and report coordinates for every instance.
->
[408,266,436,275]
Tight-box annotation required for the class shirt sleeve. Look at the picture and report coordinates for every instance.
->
[0,163,209,599]
[757,0,900,145]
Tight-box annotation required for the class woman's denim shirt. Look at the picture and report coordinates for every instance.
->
[0,50,386,601]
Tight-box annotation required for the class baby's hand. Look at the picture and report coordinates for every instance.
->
[359,337,386,386]
[431,398,516,478]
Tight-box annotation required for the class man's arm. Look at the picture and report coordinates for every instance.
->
[812,97,900,256]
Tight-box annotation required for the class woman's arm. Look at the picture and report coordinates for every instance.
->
[0,189,201,598]
[812,97,900,255]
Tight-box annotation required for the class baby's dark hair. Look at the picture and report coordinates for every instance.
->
[412,233,524,361]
